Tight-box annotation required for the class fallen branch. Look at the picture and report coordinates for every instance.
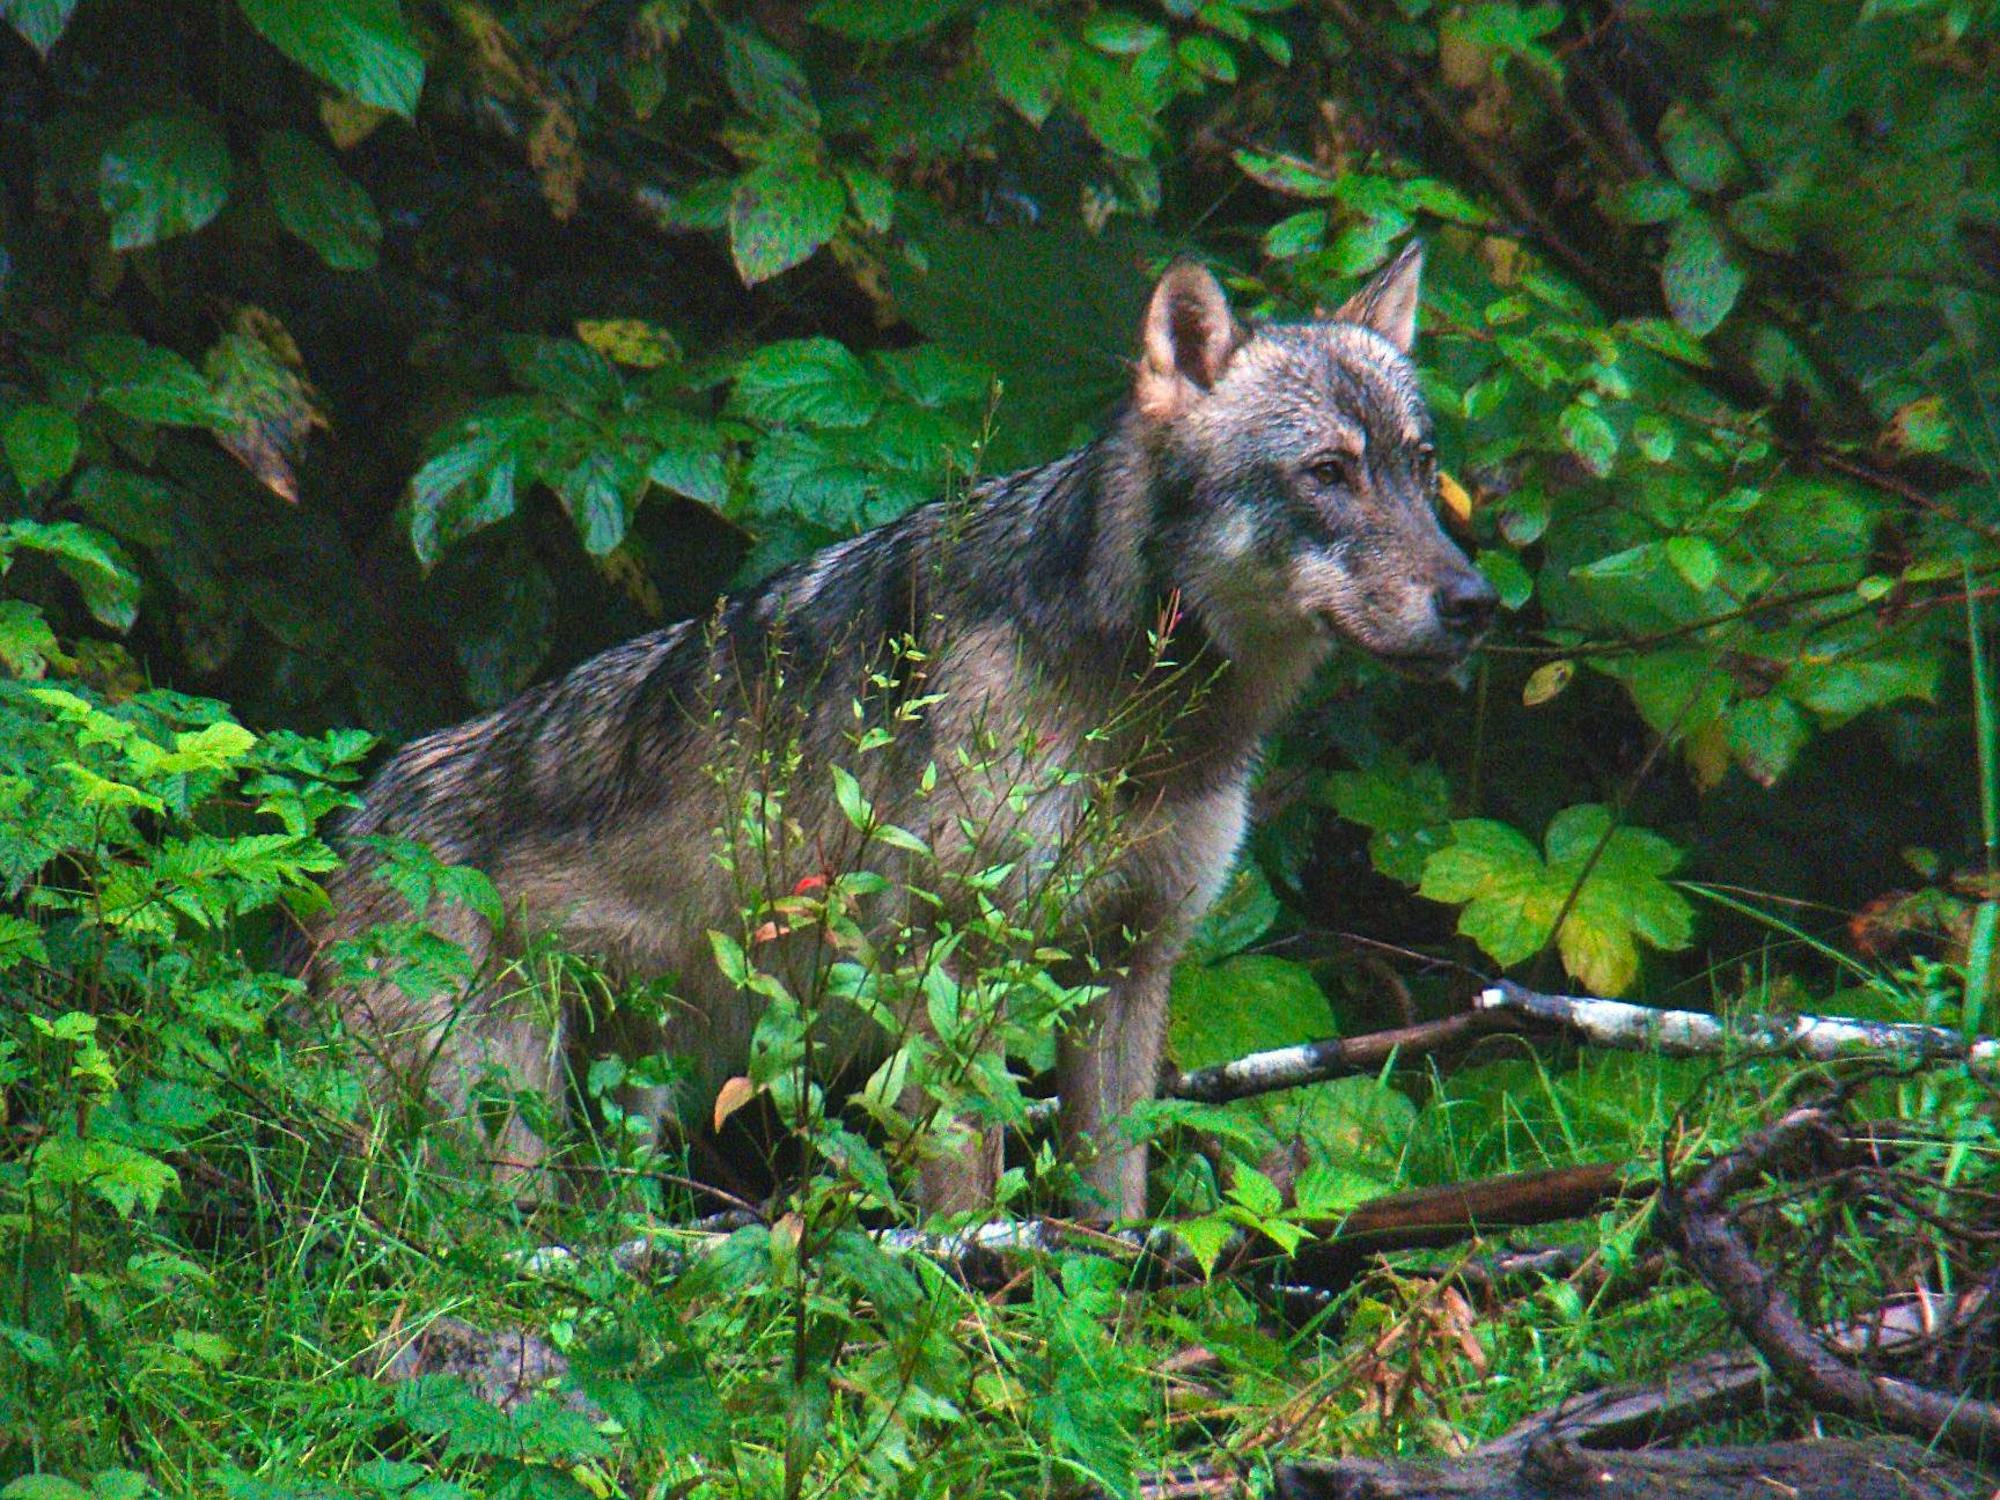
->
[1660,1104,2000,1460]
[1274,1437,1990,1500]
[1478,981,2000,1074]
[1168,1008,1528,1104]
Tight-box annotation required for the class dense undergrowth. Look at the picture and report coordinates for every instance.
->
[4,0,2000,1492]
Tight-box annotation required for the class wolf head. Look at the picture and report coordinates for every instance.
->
[1133,244,1496,677]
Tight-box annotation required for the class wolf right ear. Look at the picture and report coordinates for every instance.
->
[1136,261,1244,420]
[1332,240,1424,353]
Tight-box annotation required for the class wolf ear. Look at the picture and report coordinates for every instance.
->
[1136,261,1244,419]
[1333,241,1424,353]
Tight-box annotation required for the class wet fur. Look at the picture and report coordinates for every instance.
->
[315,245,1493,1220]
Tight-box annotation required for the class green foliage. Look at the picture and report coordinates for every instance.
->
[1419,806,1694,994]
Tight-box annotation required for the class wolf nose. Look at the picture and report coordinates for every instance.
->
[1435,570,1499,636]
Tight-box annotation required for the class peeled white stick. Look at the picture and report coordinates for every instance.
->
[1477,980,2000,1073]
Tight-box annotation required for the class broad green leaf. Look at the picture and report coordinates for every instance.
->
[3,1477,93,1500]
[1168,955,1335,1070]
[0,599,60,677]
[237,0,425,117]
[976,4,1070,125]
[1263,208,1325,259]
[1419,806,1692,993]
[728,159,845,285]
[1662,213,1744,337]
[407,412,525,565]
[720,24,816,126]
[79,335,222,426]
[0,0,77,54]
[1557,402,1617,477]
[1724,694,1811,787]
[98,115,231,251]
[1326,757,1453,886]
[4,405,80,490]
[555,449,640,555]
[873,345,991,409]
[1477,548,1534,610]
[4,520,141,629]
[1064,50,1155,160]
[1665,535,1719,592]
[1787,651,1939,725]
[1183,862,1280,964]
[259,130,382,270]
[1657,103,1742,195]
[640,409,727,506]
[734,338,879,428]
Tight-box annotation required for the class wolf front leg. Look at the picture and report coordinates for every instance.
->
[1057,945,1175,1222]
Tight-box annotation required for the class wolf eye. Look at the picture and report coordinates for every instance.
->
[1304,453,1358,489]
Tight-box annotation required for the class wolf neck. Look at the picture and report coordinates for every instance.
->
[958,422,1327,781]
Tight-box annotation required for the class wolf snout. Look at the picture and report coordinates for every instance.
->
[1433,568,1499,640]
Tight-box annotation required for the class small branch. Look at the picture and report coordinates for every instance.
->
[1478,982,2000,1074]
[1168,1008,1529,1104]
[1661,1105,2000,1460]
[1477,1349,1770,1457]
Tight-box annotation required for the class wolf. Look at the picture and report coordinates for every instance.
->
[315,242,1496,1222]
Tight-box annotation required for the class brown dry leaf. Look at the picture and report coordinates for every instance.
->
[1685,716,1732,792]
[452,1,583,220]
[713,1074,759,1132]
[1478,235,1527,286]
[576,318,679,369]
[770,1211,805,1257]
[205,306,329,504]
[595,543,663,616]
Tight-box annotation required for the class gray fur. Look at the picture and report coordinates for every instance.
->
[314,246,1496,1220]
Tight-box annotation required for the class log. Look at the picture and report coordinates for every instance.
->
[1274,1437,1992,1500]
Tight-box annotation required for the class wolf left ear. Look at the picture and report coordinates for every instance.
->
[1136,261,1244,419]
[1333,241,1424,354]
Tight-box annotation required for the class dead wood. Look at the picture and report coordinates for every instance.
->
[1273,1436,1991,1500]
[1660,1104,2000,1461]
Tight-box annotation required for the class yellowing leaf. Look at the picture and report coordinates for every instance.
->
[1438,468,1473,524]
[1522,659,1574,707]
[576,318,681,368]
[712,1074,759,1131]
[319,93,389,149]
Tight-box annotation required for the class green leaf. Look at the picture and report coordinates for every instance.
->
[1477,548,1534,610]
[555,450,639,555]
[98,114,231,251]
[1326,757,1453,886]
[1064,50,1155,160]
[721,24,817,127]
[0,599,60,678]
[259,130,382,270]
[3,1477,93,1500]
[734,338,880,428]
[236,0,425,117]
[79,335,222,426]
[1657,103,1742,195]
[1599,178,1689,226]
[1418,806,1692,993]
[1263,208,1325,259]
[808,0,967,42]
[1176,34,1237,81]
[1665,535,1719,591]
[1183,862,1280,964]
[1724,694,1811,786]
[5,405,80,490]
[1557,402,1617,477]
[4,520,141,630]
[1168,956,1335,1071]
[0,0,78,54]
[1661,213,1745,338]
[728,158,845,286]
[976,4,1071,125]
[639,409,727,506]
[1081,12,1168,52]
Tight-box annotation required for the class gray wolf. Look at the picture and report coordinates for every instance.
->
[315,242,1496,1221]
